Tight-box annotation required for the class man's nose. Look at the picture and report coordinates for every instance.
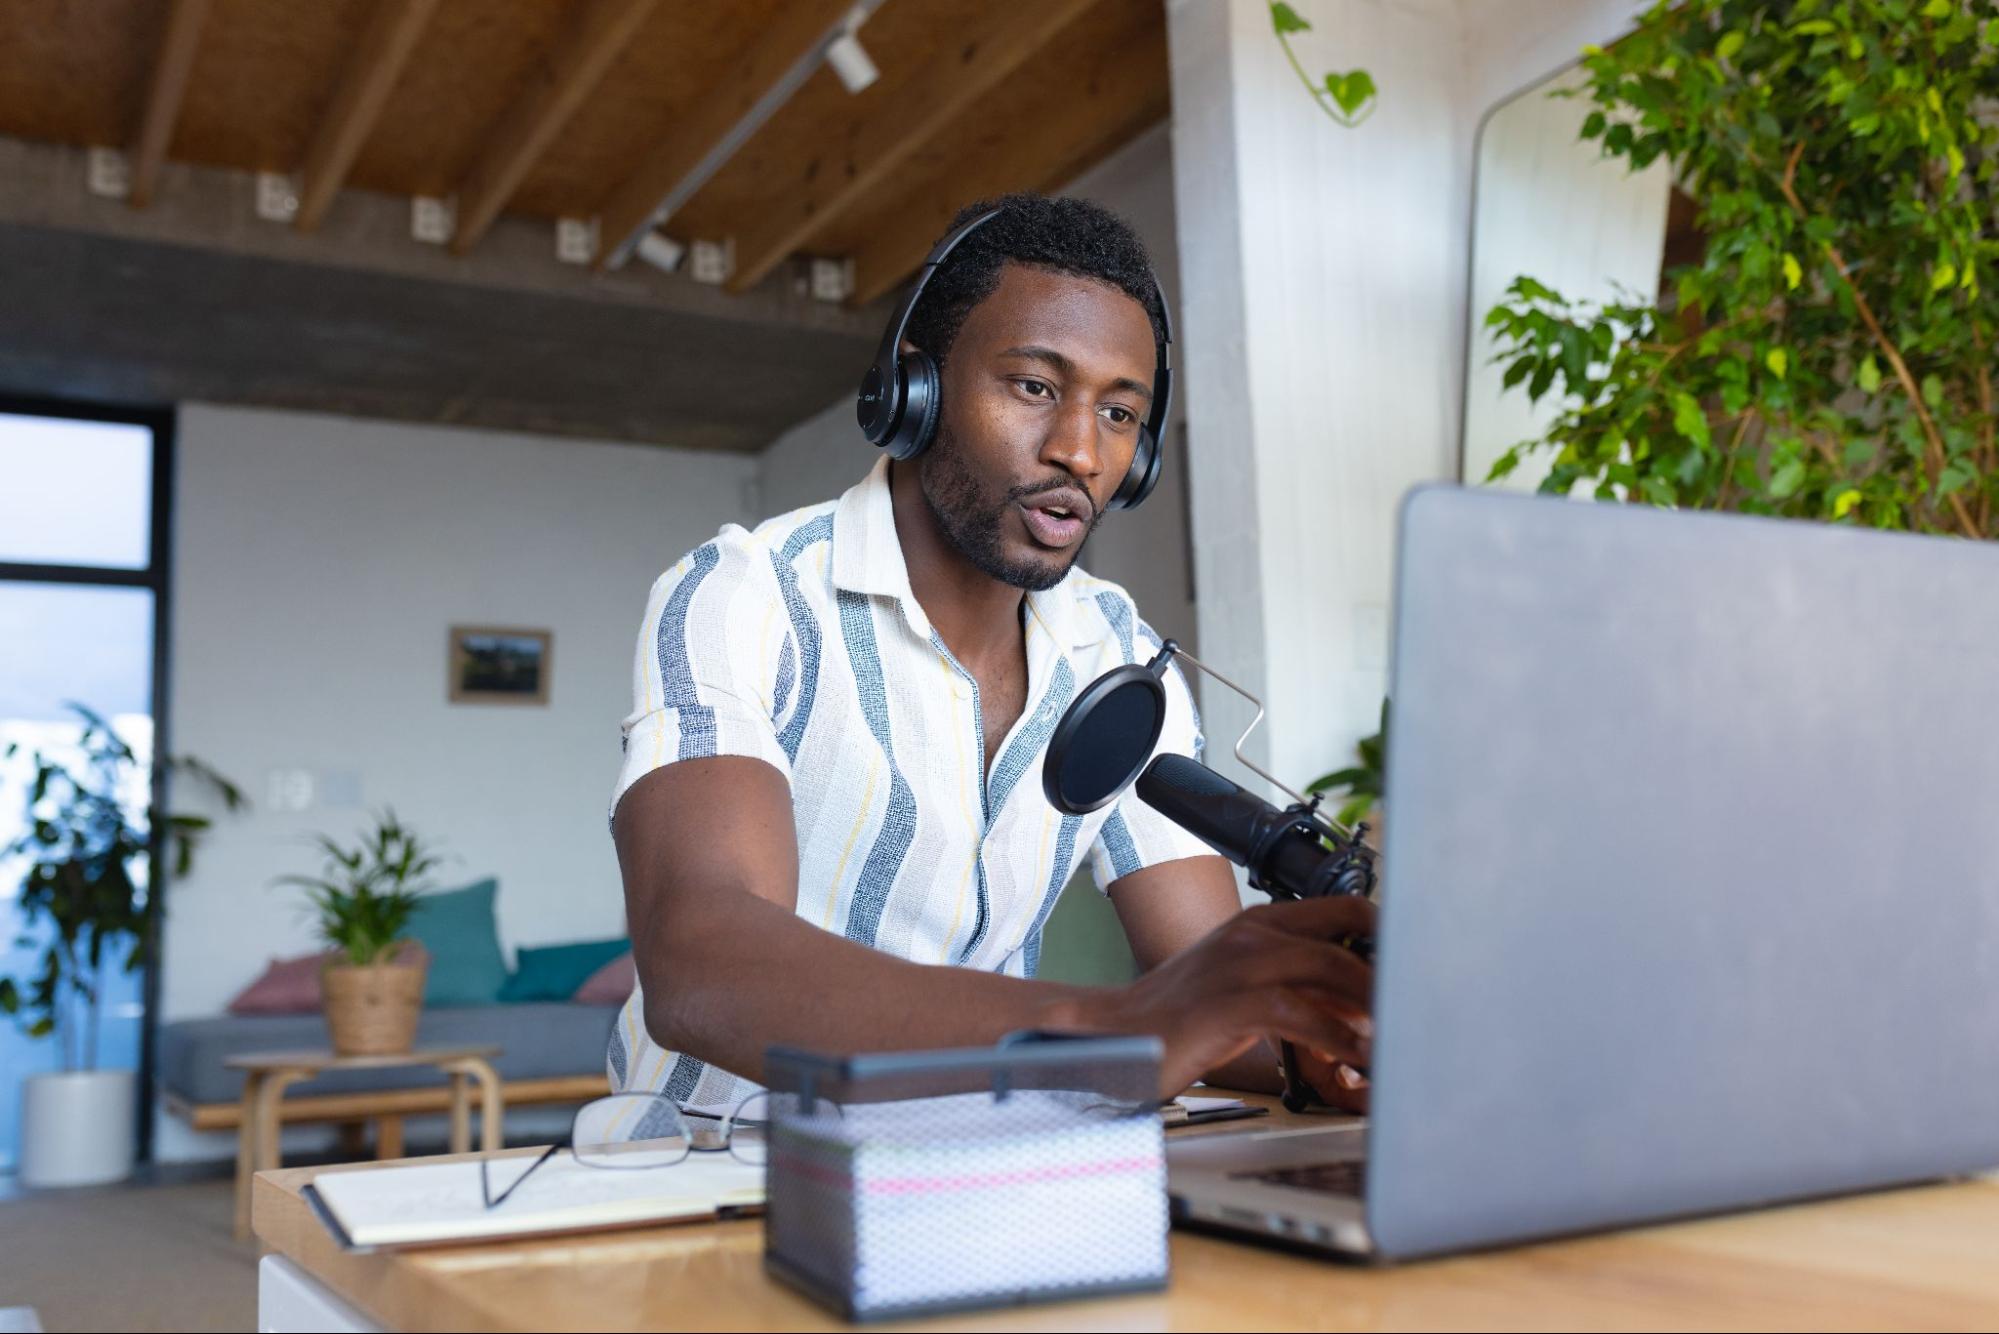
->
[1039,401,1104,483]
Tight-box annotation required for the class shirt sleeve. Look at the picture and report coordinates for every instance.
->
[612,527,796,818]
[1086,638,1218,891]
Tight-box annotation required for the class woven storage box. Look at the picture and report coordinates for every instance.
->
[762,1036,1167,1321]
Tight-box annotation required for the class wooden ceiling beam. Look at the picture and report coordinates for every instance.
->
[295,0,442,233]
[449,0,660,255]
[127,0,211,208]
[723,0,1101,295]
[591,0,857,271]
[845,36,1169,308]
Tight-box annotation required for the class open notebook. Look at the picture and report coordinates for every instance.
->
[305,1150,765,1250]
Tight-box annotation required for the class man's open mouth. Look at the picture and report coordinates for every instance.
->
[1019,494,1089,549]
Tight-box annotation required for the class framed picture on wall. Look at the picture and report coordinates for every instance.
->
[448,627,551,705]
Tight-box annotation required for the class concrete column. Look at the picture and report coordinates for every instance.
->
[1165,0,1640,800]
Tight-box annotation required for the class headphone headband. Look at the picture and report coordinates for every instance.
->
[856,205,1173,512]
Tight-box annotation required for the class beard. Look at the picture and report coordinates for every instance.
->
[918,422,1105,592]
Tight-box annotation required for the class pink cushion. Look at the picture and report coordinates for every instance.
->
[226,950,333,1015]
[572,952,636,1005]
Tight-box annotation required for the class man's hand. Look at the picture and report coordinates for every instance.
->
[1050,895,1375,1100]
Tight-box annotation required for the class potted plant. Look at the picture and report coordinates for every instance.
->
[275,810,442,1056]
[1,705,243,1188]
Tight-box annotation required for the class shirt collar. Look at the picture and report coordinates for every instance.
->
[831,453,1100,651]
[832,455,919,595]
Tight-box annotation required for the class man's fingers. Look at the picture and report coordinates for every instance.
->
[1246,894,1377,939]
[1244,986,1371,1068]
[1309,1071,1369,1114]
[1291,1045,1371,1114]
[1231,932,1374,1012]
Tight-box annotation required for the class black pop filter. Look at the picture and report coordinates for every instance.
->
[1041,663,1167,815]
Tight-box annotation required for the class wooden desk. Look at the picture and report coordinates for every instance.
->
[254,1093,1999,1331]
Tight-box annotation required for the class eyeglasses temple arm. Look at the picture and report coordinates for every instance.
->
[483,1139,564,1210]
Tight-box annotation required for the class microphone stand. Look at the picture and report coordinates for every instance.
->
[1144,641,1378,1113]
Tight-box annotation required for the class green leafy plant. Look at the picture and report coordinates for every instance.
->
[1308,698,1388,830]
[274,809,444,967]
[1,705,244,1071]
[1484,0,1998,533]
[1271,2,1378,127]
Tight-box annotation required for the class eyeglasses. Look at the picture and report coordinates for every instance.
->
[481,1090,833,1210]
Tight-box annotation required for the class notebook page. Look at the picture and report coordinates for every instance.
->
[311,1150,764,1248]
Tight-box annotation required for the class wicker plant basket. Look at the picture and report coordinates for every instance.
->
[321,955,427,1056]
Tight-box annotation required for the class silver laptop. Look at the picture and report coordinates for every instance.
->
[1169,485,1999,1260]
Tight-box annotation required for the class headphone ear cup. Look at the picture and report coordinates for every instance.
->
[1107,427,1162,511]
[886,351,942,461]
[856,361,899,446]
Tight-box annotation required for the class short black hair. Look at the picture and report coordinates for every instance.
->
[904,193,1166,368]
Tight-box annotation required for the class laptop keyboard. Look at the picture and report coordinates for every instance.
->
[1232,1159,1367,1197]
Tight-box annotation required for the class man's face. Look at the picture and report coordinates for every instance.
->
[918,262,1158,592]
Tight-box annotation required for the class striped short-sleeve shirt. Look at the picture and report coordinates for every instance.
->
[607,456,1212,1108]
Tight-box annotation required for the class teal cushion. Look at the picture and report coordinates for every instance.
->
[405,879,509,1007]
[499,937,631,1003]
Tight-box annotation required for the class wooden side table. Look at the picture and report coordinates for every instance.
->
[226,1044,502,1239]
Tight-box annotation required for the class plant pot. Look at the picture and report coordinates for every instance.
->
[19,1068,136,1188]
[321,957,427,1056]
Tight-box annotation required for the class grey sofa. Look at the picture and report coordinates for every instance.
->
[159,1003,620,1128]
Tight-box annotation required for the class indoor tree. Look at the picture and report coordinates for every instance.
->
[1484,0,1998,533]
[1,706,243,1071]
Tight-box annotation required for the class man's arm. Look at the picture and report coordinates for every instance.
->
[1109,857,1371,1111]
[614,756,1373,1098]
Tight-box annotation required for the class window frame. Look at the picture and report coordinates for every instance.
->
[0,391,176,1164]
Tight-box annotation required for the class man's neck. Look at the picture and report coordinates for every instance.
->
[887,459,1026,669]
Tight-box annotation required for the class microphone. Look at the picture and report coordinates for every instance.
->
[1040,639,1379,1113]
[1136,754,1375,904]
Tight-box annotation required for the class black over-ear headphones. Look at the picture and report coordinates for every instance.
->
[854,206,1174,512]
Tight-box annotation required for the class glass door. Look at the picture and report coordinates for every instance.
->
[0,400,171,1173]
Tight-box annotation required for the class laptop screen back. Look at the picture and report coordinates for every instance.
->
[1367,487,1999,1258]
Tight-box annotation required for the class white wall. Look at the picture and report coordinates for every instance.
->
[756,124,1200,657]
[1164,0,1645,799]
[757,396,869,521]
[164,405,757,1024]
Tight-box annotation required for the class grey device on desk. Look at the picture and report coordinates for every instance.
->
[1168,485,1999,1260]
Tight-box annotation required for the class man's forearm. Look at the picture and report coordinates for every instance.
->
[639,886,1099,1083]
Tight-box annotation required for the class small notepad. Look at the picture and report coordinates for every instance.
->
[307,1150,764,1249]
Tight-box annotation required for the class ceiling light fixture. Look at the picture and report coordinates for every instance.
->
[825,6,879,95]
[636,231,687,273]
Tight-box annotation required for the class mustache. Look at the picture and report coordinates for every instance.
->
[1005,476,1096,523]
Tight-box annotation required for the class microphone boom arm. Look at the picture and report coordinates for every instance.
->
[1144,639,1316,813]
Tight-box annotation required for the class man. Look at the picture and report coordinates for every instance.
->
[610,194,1372,1112]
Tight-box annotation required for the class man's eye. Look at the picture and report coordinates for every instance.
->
[1016,379,1053,399]
[1102,405,1136,426]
